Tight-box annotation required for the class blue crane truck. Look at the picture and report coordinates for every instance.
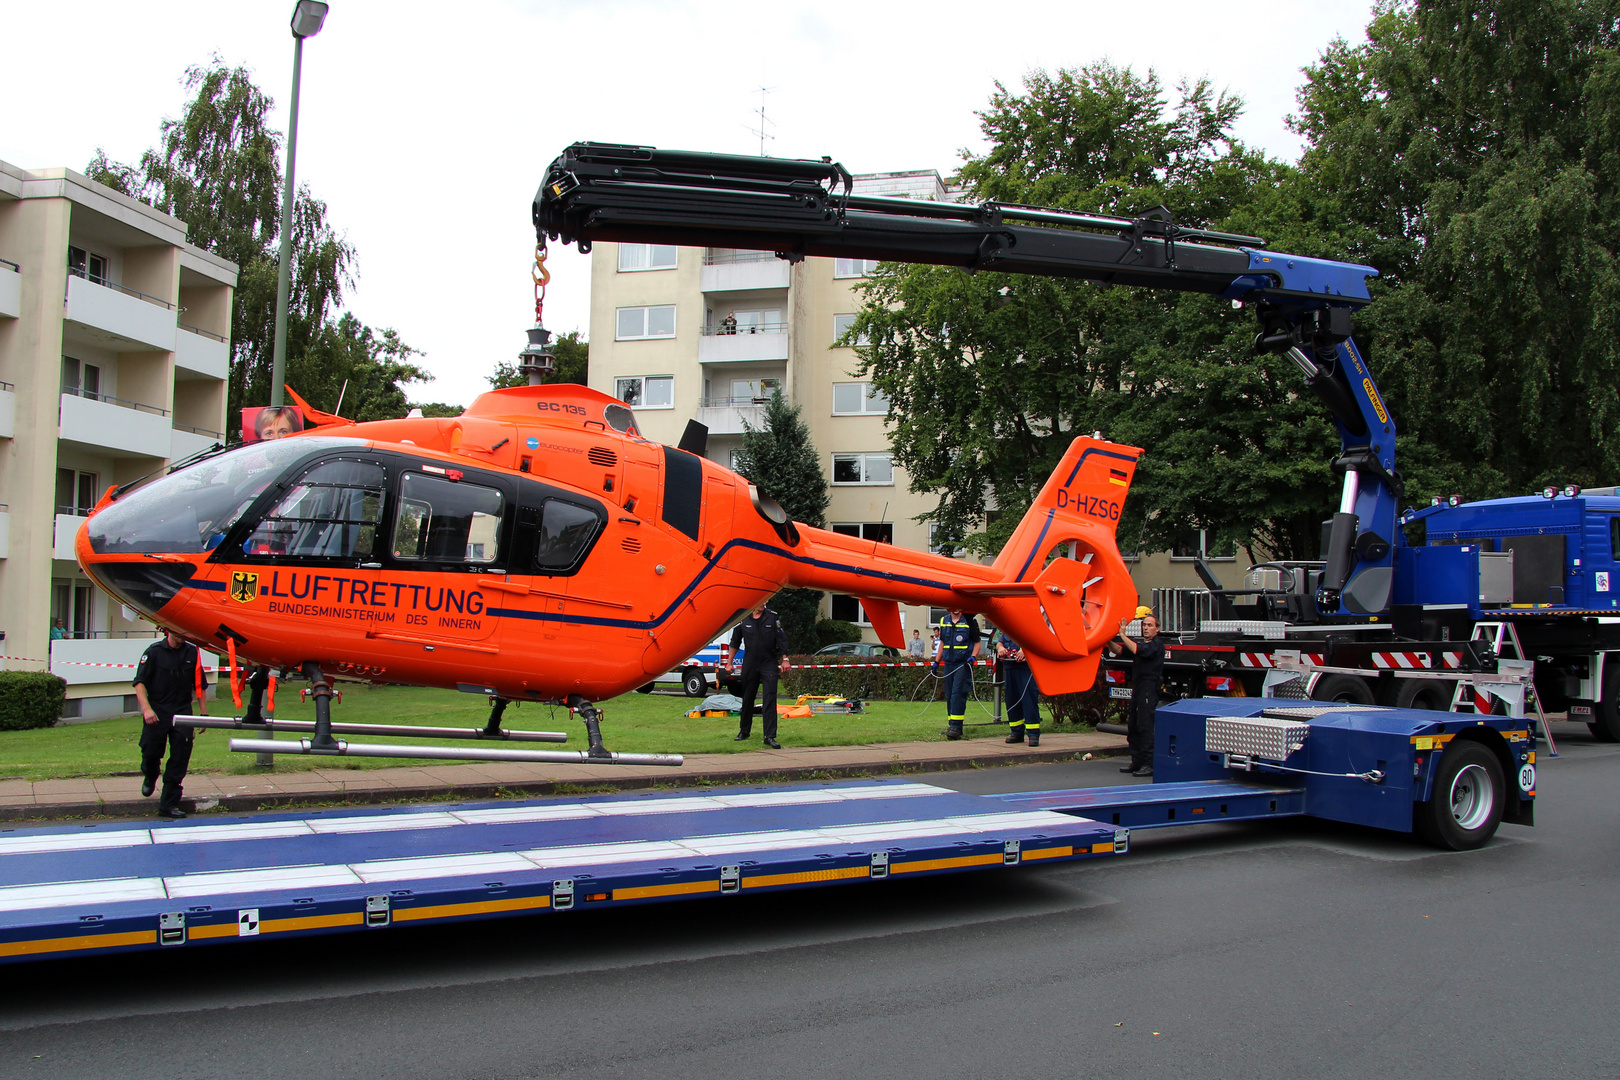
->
[13,144,1542,965]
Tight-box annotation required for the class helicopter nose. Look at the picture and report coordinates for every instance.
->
[82,559,199,621]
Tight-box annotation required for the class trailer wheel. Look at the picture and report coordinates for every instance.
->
[683,671,709,697]
[1591,665,1620,742]
[1312,675,1375,705]
[1413,740,1504,850]
[1395,679,1450,711]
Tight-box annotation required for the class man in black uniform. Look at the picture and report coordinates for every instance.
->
[1109,611,1163,776]
[730,601,791,748]
[132,628,204,819]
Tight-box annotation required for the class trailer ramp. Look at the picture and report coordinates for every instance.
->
[0,780,1125,964]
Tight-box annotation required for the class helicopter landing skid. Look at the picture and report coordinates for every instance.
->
[221,737,682,767]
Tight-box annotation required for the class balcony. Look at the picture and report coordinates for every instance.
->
[64,271,177,352]
[0,258,18,319]
[0,506,9,559]
[696,396,769,435]
[701,250,791,292]
[175,323,229,380]
[698,324,790,364]
[50,634,159,687]
[59,389,172,459]
[54,512,87,560]
[171,423,223,461]
[0,381,13,439]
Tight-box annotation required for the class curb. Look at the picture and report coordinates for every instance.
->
[0,743,1130,823]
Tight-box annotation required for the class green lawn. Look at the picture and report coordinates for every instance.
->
[0,685,1068,782]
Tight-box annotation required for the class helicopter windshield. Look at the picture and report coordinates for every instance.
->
[86,437,367,555]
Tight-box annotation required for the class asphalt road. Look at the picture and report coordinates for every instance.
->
[6,724,1618,1080]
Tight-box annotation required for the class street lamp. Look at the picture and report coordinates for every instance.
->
[269,0,329,407]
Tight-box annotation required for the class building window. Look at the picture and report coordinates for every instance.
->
[67,245,109,285]
[52,578,94,638]
[55,468,99,516]
[834,258,878,278]
[832,453,893,485]
[61,356,102,400]
[392,473,504,564]
[832,381,889,415]
[710,308,784,335]
[832,313,870,347]
[929,524,963,557]
[618,244,678,272]
[928,607,949,628]
[830,594,869,625]
[615,375,674,409]
[616,305,677,340]
[1171,529,1236,561]
[832,522,894,544]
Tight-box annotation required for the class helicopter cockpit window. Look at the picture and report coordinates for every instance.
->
[603,404,639,436]
[85,436,363,555]
[534,500,601,571]
[245,459,386,560]
[392,473,504,564]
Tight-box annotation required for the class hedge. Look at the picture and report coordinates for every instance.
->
[0,671,67,730]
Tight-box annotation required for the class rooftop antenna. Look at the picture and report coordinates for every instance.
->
[744,85,777,156]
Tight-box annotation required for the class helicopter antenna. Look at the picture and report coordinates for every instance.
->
[743,85,777,156]
[333,378,349,417]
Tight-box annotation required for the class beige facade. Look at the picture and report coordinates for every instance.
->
[0,161,236,718]
[587,168,1195,641]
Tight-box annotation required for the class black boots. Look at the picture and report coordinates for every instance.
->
[1005,727,1025,744]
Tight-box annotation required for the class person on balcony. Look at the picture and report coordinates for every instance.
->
[720,312,737,335]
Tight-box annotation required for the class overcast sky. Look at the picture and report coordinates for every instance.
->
[5,0,1377,409]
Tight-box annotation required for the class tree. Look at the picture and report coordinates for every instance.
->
[1290,1,1620,498]
[87,60,418,437]
[734,389,831,651]
[853,63,1335,558]
[488,330,589,389]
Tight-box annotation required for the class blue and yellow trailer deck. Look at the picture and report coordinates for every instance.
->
[0,700,1538,963]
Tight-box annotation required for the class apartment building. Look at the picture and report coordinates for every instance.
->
[588,169,966,642]
[0,161,236,718]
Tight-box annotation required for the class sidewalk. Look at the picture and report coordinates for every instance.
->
[0,729,1129,822]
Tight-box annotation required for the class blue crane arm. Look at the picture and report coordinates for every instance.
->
[536,142,1394,614]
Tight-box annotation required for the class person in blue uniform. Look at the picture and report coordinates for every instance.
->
[730,601,791,748]
[934,609,982,740]
[1109,611,1163,776]
[997,629,1041,747]
[132,628,205,819]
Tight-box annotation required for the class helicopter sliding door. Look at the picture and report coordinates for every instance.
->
[381,468,512,643]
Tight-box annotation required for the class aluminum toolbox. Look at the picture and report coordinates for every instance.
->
[1205,715,1310,761]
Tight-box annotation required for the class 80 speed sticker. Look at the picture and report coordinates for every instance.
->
[1518,764,1536,792]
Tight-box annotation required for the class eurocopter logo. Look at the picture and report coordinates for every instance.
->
[229,572,260,604]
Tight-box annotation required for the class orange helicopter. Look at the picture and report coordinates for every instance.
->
[76,382,1140,763]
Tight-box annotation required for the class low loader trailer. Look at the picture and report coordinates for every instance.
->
[0,699,1533,964]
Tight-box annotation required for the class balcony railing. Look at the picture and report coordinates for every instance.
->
[174,421,224,439]
[179,321,227,343]
[703,250,777,265]
[703,322,787,336]
[700,395,777,408]
[0,380,13,391]
[0,258,17,272]
[56,503,95,516]
[60,386,170,418]
[67,266,177,310]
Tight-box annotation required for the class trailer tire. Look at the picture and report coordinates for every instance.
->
[1395,679,1450,711]
[1413,740,1504,850]
[1591,665,1620,742]
[1312,675,1375,706]
[683,671,709,698]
